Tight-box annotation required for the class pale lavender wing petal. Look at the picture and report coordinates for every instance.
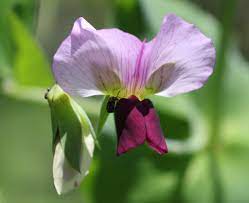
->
[53,17,142,97]
[53,17,116,97]
[97,29,142,96]
[114,96,146,155]
[138,99,168,154]
[144,14,216,97]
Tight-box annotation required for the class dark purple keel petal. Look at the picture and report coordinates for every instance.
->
[140,100,168,154]
[114,96,168,155]
[114,96,146,155]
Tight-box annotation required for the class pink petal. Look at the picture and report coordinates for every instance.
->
[97,29,143,93]
[53,17,143,97]
[144,14,216,97]
[114,96,146,155]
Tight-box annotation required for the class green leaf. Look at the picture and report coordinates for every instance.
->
[0,0,39,83]
[183,144,249,203]
[8,12,53,87]
[114,0,148,37]
[0,46,11,80]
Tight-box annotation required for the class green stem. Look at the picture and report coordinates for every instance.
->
[209,0,237,202]
[209,0,237,146]
[32,0,40,34]
[209,150,223,203]
[96,96,110,137]
[171,172,185,203]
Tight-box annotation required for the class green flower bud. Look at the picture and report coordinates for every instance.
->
[46,84,95,195]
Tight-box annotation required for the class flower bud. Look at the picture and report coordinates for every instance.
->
[46,84,95,194]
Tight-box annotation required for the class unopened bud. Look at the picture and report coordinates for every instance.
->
[46,84,95,194]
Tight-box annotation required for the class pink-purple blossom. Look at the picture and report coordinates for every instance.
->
[52,14,215,155]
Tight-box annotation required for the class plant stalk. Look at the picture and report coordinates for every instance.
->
[209,0,237,203]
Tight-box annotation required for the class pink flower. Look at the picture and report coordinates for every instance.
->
[52,14,215,155]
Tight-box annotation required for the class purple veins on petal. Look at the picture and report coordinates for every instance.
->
[131,39,147,95]
[53,17,142,98]
[53,14,215,99]
[144,14,216,97]
[114,96,167,155]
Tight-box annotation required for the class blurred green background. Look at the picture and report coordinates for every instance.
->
[0,0,249,203]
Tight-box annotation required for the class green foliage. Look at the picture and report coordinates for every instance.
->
[0,0,52,87]
[114,0,148,37]
[9,12,53,87]
[0,1,15,75]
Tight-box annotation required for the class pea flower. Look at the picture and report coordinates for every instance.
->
[52,14,215,155]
